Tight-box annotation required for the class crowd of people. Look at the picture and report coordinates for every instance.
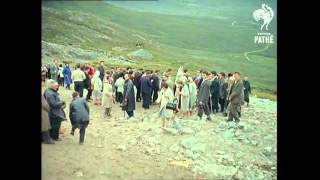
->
[41,60,251,145]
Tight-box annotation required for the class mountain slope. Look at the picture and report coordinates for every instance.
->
[42,1,277,92]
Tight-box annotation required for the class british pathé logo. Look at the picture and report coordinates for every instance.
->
[253,4,274,44]
[253,4,274,31]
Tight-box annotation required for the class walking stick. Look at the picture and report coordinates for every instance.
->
[209,89,213,114]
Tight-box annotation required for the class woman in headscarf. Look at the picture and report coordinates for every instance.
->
[102,75,114,118]
[156,82,174,127]
[180,79,190,119]
[63,64,72,89]
[91,70,103,105]
[188,76,197,117]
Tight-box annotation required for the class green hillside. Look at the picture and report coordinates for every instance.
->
[42,1,277,96]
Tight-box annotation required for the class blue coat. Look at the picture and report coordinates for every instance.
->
[63,67,72,86]
[69,97,90,123]
[141,76,153,94]
[44,88,66,120]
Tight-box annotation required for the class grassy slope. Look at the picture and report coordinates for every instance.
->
[42,1,277,95]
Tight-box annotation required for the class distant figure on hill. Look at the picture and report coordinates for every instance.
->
[136,43,144,48]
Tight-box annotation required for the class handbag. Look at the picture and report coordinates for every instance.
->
[166,99,177,110]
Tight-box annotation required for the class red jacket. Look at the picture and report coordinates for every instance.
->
[86,67,95,79]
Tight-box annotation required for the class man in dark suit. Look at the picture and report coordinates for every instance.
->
[140,70,153,111]
[197,71,212,121]
[133,68,143,102]
[218,72,228,113]
[210,71,220,114]
[151,70,160,104]
[227,72,244,123]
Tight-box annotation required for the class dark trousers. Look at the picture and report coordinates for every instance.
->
[152,89,159,103]
[86,88,93,100]
[104,108,112,117]
[211,94,219,113]
[116,92,123,103]
[219,98,226,112]
[71,121,89,144]
[197,102,210,118]
[74,81,84,97]
[126,111,134,118]
[136,86,141,101]
[244,91,250,103]
[58,77,64,87]
[142,92,151,109]
[49,117,62,140]
[228,103,241,122]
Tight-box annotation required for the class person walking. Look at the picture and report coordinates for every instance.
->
[69,92,90,145]
[197,71,212,121]
[227,72,244,123]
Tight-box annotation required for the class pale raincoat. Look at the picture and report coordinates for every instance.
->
[188,81,197,109]
[102,82,114,108]
[156,87,175,118]
[180,84,190,112]
[91,71,103,101]
[115,77,125,94]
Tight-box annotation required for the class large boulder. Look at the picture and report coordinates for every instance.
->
[127,49,153,60]
[180,137,196,149]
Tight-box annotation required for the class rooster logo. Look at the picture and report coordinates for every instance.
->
[253,4,274,31]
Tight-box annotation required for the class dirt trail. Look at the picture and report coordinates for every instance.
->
[42,87,277,180]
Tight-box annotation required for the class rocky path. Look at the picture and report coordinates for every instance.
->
[42,87,277,180]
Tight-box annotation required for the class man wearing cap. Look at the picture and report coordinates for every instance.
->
[44,80,66,141]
